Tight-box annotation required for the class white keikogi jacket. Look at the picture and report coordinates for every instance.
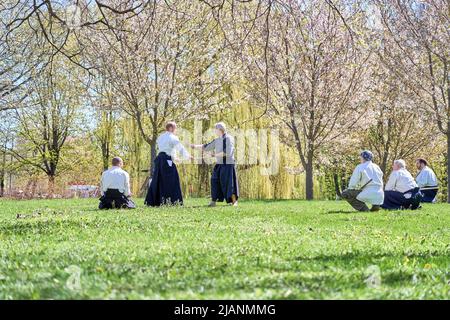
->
[101,166,131,196]
[348,161,384,205]
[156,131,191,160]
[416,166,438,188]
[385,168,418,193]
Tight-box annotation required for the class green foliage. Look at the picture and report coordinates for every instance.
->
[0,199,449,299]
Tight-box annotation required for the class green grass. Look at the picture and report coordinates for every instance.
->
[0,198,449,299]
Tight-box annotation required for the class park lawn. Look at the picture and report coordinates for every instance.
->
[0,198,449,300]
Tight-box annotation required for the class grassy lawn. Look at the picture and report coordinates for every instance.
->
[0,198,449,300]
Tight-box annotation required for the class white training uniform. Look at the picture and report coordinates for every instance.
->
[348,161,384,205]
[101,166,131,196]
[416,166,438,188]
[385,168,418,193]
[156,131,191,160]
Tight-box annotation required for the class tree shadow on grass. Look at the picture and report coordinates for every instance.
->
[209,251,443,296]
[251,199,308,203]
[324,210,358,214]
[86,208,138,212]
[187,205,214,209]
[0,219,93,236]
[296,251,442,262]
[284,251,446,287]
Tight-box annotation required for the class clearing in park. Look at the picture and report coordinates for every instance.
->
[0,198,449,299]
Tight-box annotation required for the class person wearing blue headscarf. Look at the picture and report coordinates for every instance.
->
[341,150,384,211]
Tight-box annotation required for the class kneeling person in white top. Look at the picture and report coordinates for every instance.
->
[382,159,421,210]
[415,158,439,203]
[342,150,384,212]
[99,157,136,209]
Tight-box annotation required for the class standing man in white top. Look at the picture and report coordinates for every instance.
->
[382,159,421,210]
[145,121,192,206]
[415,158,439,203]
[99,157,136,209]
[341,150,384,212]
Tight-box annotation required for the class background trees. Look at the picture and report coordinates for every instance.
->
[0,112,15,196]
[0,0,448,202]
[244,1,371,199]
[0,0,46,112]
[376,0,450,201]
[10,57,82,193]
[81,1,231,179]
[364,61,438,174]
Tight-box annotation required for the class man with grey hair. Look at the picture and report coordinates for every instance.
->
[382,159,422,210]
[99,157,136,209]
[191,122,239,206]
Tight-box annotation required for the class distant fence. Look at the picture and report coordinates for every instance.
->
[2,185,100,200]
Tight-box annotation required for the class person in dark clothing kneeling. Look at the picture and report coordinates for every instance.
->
[99,157,136,209]
[382,159,422,210]
[415,158,439,203]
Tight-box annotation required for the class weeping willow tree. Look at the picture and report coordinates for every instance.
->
[108,82,339,200]
[82,0,232,190]
[93,110,115,171]
[116,117,148,195]
[172,86,329,200]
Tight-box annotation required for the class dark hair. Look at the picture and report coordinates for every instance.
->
[416,158,428,166]
[166,121,177,131]
[112,157,123,166]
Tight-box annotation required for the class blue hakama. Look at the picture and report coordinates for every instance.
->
[145,152,183,206]
[381,187,422,210]
[211,164,239,203]
[204,133,239,203]
[99,189,136,209]
[420,188,438,203]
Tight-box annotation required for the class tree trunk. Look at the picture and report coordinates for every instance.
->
[102,143,109,171]
[139,138,158,197]
[333,172,342,198]
[149,139,157,178]
[0,173,4,197]
[0,147,5,197]
[30,179,37,198]
[305,162,314,200]
[48,175,56,197]
[447,130,450,203]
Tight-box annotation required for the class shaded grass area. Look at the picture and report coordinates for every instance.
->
[0,198,449,299]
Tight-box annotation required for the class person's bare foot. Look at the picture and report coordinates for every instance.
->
[230,194,238,206]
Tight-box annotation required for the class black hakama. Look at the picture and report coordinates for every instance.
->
[381,187,422,210]
[204,133,239,204]
[211,164,239,203]
[145,152,183,206]
[420,188,438,203]
[99,189,136,209]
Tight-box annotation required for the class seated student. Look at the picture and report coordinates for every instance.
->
[341,150,384,212]
[415,158,439,203]
[99,157,136,209]
[382,159,421,210]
